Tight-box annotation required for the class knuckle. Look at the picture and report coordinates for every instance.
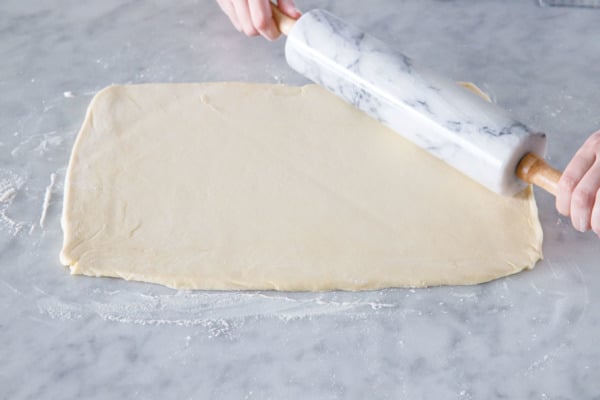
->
[583,132,600,153]
[571,188,595,208]
[243,26,258,36]
[254,15,270,30]
[588,131,600,146]
[559,174,578,192]
[590,130,600,140]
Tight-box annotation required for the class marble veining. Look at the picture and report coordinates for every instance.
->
[285,9,547,195]
[1,0,600,399]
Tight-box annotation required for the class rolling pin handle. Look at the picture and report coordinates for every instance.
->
[516,152,562,196]
[270,2,297,36]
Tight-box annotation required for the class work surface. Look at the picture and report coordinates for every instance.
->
[2,0,600,398]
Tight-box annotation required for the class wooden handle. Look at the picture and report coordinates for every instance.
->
[270,2,297,35]
[516,152,562,196]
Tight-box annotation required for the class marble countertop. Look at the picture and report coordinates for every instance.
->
[2,0,600,398]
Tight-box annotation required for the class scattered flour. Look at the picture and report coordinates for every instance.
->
[39,172,57,229]
[35,289,400,335]
[0,169,26,235]
[11,130,65,158]
[0,187,16,203]
[33,132,64,155]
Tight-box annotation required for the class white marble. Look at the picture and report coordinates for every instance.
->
[285,9,546,195]
[1,0,600,399]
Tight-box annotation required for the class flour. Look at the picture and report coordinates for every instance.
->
[0,169,26,235]
[33,133,63,155]
[37,297,83,321]
[0,167,59,235]
[0,187,16,203]
[0,170,22,204]
[36,288,401,335]
[11,130,65,158]
[39,172,57,229]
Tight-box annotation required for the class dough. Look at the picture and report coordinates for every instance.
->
[60,83,543,291]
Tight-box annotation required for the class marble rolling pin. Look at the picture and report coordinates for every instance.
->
[271,6,562,196]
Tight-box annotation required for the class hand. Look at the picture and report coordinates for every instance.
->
[556,130,600,235]
[216,0,301,40]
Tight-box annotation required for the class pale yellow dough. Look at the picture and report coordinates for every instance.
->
[60,83,543,291]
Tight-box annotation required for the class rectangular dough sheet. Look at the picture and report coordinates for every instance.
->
[60,83,543,290]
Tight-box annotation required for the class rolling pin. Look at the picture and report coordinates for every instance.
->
[271,5,562,196]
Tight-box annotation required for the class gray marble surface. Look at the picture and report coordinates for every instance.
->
[1,0,600,398]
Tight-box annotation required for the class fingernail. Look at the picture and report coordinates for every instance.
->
[576,216,588,232]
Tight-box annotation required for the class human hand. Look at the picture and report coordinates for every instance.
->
[556,130,600,235]
[216,0,301,40]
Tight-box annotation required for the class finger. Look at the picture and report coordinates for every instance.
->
[217,0,243,31]
[556,146,595,216]
[249,0,279,40]
[570,159,600,232]
[277,0,302,18]
[591,189,600,236]
[233,1,259,36]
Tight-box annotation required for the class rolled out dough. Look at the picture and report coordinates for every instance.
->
[60,83,543,291]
